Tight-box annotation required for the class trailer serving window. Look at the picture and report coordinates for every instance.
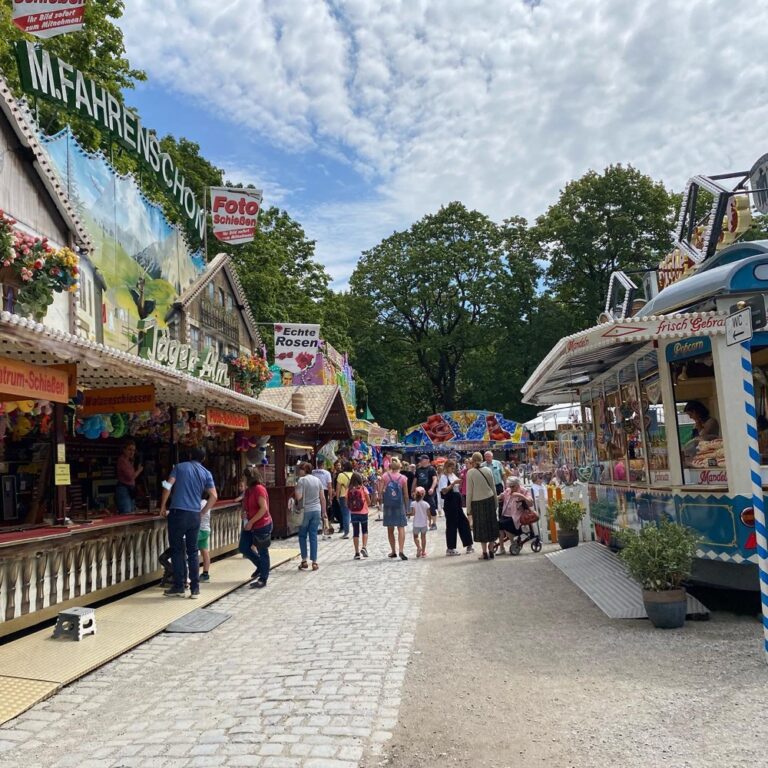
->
[637,352,669,485]
[668,338,723,484]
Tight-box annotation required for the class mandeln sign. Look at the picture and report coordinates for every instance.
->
[12,0,85,39]
[210,187,263,245]
[14,40,205,241]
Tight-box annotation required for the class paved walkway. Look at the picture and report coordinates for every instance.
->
[0,519,765,768]
[0,522,428,768]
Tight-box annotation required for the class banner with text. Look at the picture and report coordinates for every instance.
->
[13,0,86,39]
[274,323,320,374]
[206,407,250,431]
[80,385,155,415]
[210,187,263,245]
[0,359,69,403]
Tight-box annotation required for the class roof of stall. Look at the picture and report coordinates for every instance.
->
[521,311,727,406]
[0,312,303,421]
[257,385,354,441]
[639,243,768,316]
[0,77,92,251]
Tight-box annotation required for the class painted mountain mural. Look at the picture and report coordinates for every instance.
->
[41,128,205,351]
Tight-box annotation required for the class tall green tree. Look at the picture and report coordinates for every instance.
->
[537,164,676,331]
[349,202,506,422]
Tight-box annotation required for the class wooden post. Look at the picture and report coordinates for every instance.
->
[274,434,286,486]
[54,402,67,525]
[169,406,178,465]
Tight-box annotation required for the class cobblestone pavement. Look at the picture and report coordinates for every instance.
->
[0,516,427,768]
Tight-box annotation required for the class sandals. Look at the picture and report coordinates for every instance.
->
[388,552,397,558]
[312,562,319,571]
[479,552,490,560]
[298,561,308,570]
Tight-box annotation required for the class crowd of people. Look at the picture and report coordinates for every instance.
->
[156,446,545,597]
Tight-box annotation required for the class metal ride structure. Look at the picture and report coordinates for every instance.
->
[523,156,768,660]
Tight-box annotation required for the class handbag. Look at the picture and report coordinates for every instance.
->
[287,496,304,529]
[519,506,539,526]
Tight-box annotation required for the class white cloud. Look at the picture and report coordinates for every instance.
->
[120,0,768,287]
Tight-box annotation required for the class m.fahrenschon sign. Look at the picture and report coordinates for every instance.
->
[14,40,205,241]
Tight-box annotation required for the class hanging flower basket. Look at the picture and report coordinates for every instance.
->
[225,353,271,398]
[0,211,79,321]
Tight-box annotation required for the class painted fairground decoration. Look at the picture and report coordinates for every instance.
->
[40,129,205,350]
[267,338,357,407]
[402,411,526,447]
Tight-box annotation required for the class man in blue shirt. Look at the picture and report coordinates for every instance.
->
[159,446,217,598]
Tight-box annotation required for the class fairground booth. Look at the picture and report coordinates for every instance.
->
[0,76,301,636]
[257,384,353,536]
[523,160,768,592]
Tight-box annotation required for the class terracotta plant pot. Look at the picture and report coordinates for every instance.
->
[642,588,687,629]
[557,529,579,549]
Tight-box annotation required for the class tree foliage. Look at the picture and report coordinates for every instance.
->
[536,164,676,331]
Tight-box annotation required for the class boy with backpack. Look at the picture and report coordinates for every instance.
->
[347,472,370,560]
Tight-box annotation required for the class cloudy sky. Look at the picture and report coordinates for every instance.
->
[119,0,768,287]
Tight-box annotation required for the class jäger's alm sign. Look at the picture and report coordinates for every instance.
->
[12,0,85,39]
[14,41,205,240]
[210,187,263,245]
[274,324,320,373]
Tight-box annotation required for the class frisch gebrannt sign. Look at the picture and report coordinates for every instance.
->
[14,40,205,241]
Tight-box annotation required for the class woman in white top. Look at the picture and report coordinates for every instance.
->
[465,452,499,560]
[438,459,473,556]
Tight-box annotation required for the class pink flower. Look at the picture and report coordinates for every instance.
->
[33,258,44,270]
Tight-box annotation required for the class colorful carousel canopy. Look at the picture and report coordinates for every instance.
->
[398,410,526,449]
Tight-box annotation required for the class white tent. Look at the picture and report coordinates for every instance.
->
[524,403,581,432]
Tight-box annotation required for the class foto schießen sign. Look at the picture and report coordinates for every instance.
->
[140,325,230,387]
[14,40,205,241]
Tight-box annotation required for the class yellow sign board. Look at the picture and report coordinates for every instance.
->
[54,464,71,486]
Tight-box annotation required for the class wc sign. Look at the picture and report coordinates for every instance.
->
[210,187,263,245]
[726,307,752,347]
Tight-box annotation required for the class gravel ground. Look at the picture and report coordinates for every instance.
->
[374,544,764,768]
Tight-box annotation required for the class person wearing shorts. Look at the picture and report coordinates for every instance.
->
[198,495,212,581]
[410,487,431,558]
[347,472,370,560]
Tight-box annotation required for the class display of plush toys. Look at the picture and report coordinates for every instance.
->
[0,400,54,440]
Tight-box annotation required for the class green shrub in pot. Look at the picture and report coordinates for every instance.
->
[618,520,699,629]
[550,499,585,549]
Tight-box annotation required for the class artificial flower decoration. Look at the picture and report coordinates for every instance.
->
[0,211,79,321]
[224,352,271,396]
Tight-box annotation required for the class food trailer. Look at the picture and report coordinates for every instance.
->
[522,164,768,592]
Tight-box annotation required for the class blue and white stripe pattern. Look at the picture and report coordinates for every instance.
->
[741,340,768,661]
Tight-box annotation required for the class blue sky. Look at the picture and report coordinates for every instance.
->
[118,1,768,289]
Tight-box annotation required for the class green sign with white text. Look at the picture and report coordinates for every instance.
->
[14,40,205,242]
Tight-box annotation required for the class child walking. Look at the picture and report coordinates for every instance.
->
[410,487,431,558]
[347,472,370,560]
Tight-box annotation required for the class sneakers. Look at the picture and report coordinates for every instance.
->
[429,524,437,531]
[200,572,210,582]
[465,546,475,554]
[163,588,185,597]
[354,553,361,560]
[446,549,460,556]
[250,578,267,589]
[341,534,350,540]
[189,588,200,599]
[361,548,369,558]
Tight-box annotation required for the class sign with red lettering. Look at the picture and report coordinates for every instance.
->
[206,407,250,431]
[274,323,320,374]
[210,187,263,245]
[0,358,69,403]
[80,385,155,415]
[12,0,86,39]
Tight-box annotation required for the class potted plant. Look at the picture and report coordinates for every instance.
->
[550,499,585,549]
[618,520,698,629]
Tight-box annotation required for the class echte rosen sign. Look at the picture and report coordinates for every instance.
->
[12,0,86,39]
[0,358,69,403]
[274,323,320,374]
[210,187,263,245]
[206,408,250,431]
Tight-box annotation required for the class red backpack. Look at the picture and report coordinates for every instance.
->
[347,487,365,513]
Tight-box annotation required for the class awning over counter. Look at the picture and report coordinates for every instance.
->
[0,312,303,422]
[521,310,727,406]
